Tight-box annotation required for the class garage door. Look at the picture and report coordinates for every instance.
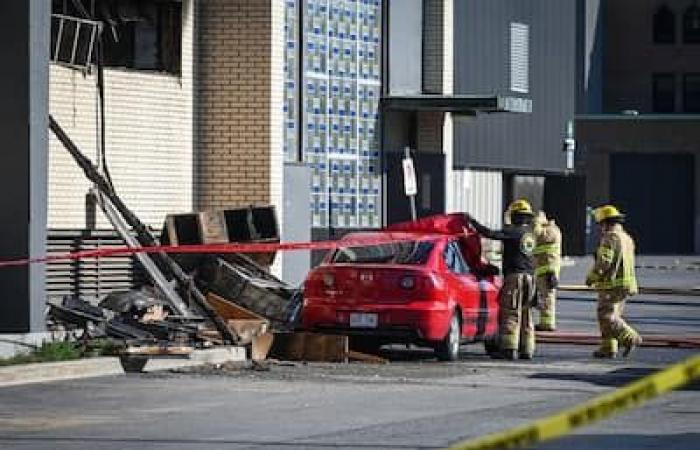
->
[610,153,695,254]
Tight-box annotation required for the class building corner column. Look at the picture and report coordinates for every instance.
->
[270,0,286,277]
[29,0,50,332]
[442,0,456,213]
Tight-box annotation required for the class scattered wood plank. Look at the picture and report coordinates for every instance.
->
[123,345,194,356]
[206,293,269,345]
[252,332,275,362]
[346,350,388,364]
[269,332,349,362]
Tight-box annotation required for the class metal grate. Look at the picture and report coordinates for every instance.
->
[50,14,102,71]
[46,229,148,303]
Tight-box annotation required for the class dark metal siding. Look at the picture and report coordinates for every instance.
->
[0,2,31,332]
[453,0,576,173]
[610,154,695,254]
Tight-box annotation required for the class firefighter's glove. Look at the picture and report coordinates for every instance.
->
[585,274,595,287]
[547,272,559,289]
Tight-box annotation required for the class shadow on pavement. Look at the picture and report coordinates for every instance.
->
[530,367,700,392]
[537,432,700,450]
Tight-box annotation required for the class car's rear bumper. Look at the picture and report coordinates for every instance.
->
[301,301,452,343]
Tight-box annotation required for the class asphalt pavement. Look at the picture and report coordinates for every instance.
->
[0,260,698,450]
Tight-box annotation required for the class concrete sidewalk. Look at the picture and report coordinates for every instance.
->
[0,347,246,388]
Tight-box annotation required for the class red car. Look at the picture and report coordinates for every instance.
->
[302,217,502,361]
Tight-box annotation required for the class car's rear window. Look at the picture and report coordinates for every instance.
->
[331,240,435,265]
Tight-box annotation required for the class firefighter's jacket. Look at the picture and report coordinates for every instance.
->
[468,219,535,276]
[533,220,562,277]
[586,224,638,295]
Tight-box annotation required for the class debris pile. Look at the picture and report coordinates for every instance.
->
[47,116,303,372]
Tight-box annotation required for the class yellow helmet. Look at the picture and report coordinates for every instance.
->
[507,199,534,216]
[593,205,625,223]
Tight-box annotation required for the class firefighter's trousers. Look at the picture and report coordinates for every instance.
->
[499,273,536,355]
[536,276,557,329]
[596,289,640,354]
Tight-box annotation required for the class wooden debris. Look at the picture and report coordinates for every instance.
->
[269,332,349,362]
[346,350,388,364]
[252,332,275,362]
[206,293,270,345]
[123,344,193,357]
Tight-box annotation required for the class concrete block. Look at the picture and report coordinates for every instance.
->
[143,346,246,372]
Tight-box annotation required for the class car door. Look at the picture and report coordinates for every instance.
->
[442,240,482,339]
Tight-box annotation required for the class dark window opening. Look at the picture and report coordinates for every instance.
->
[652,73,676,113]
[653,5,676,44]
[331,240,435,265]
[683,73,700,112]
[51,0,182,75]
[683,4,700,43]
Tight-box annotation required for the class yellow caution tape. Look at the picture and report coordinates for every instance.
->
[446,354,700,450]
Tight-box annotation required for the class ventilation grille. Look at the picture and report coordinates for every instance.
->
[47,229,149,303]
[510,22,530,94]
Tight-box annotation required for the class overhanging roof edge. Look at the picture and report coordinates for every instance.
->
[381,94,532,114]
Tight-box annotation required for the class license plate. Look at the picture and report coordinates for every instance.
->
[349,312,378,328]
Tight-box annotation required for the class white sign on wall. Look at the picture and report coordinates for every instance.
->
[402,157,417,196]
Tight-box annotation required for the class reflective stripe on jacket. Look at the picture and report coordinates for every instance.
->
[587,224,638,294]
[533,221,561,277]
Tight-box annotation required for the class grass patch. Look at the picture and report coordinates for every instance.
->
[0,341,83,367]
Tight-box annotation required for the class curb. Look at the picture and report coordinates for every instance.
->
[0,347,247,388]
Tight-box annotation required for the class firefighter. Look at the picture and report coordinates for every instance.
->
[533,211,562,332]
[585,205,642,358]
[466,199,536,360]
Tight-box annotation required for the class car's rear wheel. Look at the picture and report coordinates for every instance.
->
[435,312,461,361]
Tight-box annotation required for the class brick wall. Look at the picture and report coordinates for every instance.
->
[195,0,281,211]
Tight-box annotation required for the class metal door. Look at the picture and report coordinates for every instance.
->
[610,153,695,254]
[385,151,445,225]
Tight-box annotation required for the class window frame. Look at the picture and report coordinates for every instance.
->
[51,0,183,75]
[683,73,700,113]
[683,5,700,44]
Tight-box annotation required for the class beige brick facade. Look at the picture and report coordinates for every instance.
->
[195,0,278,210]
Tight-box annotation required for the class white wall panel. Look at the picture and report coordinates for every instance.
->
[452,169,503,228]
[48,0,194,229]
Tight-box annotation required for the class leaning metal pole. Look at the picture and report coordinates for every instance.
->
[92,188,192,317]
[49,115,236,343]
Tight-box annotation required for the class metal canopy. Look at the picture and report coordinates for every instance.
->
[380,94,532,114]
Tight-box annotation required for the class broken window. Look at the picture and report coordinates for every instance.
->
[51,0,182,75]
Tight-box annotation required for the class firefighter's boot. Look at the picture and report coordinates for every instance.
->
[622,334,643,358]
[593,338,618,359]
